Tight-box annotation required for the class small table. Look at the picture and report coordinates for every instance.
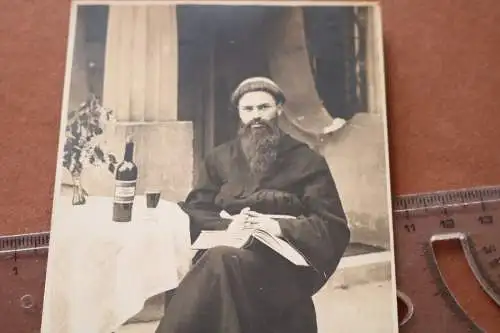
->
[40,195,194,333]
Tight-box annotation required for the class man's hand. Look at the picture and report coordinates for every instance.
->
[223,208,283,237]
[225,207,251,235]
[245,215,282,237]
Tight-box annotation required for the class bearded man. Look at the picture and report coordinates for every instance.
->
[155,77,350,333]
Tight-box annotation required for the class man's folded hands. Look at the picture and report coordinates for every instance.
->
[222,207,283,237]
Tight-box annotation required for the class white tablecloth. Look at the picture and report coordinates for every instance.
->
[40,195,194,333]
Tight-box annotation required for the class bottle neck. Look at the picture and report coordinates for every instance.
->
[124,141,134,162]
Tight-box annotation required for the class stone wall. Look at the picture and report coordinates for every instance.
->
[319,113,391,250]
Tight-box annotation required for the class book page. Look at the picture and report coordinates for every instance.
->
[191,230,252,250]
[251,229,309,267]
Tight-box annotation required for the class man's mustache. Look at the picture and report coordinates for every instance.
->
[243,119,273,130]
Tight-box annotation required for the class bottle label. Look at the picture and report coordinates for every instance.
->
[114,180,136,203]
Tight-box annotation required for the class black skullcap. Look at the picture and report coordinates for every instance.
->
[230,77,286,107]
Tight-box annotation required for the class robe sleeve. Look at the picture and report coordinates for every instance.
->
[181,152,232,243]
[276,157,350,287]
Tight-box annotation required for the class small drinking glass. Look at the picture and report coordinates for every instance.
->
[145,188,161,209]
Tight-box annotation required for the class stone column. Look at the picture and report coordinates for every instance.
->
[84,4,193,203]
[102,5,178,121]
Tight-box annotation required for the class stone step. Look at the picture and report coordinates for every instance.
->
[321,251,393,292]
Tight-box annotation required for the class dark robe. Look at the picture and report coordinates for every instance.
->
[156,134,350,333]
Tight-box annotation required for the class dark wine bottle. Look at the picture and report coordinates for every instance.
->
[112,138,138,222]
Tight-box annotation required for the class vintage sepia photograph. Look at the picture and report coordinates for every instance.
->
[41,1,398,333]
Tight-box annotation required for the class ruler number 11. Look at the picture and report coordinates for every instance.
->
[404,224,416,233]
[440,218,455,229]
[479,215,494,225]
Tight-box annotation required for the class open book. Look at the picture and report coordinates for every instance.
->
[191,211,309,267]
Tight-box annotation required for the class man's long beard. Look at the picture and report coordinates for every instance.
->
[238,118,282,176]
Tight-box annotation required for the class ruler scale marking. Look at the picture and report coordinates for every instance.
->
[0,232,51,257]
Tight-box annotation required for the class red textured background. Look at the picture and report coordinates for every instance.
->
[1,0,500,331]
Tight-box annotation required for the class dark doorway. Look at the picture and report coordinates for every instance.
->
[211,11,274,147]
[177,6,277,179]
